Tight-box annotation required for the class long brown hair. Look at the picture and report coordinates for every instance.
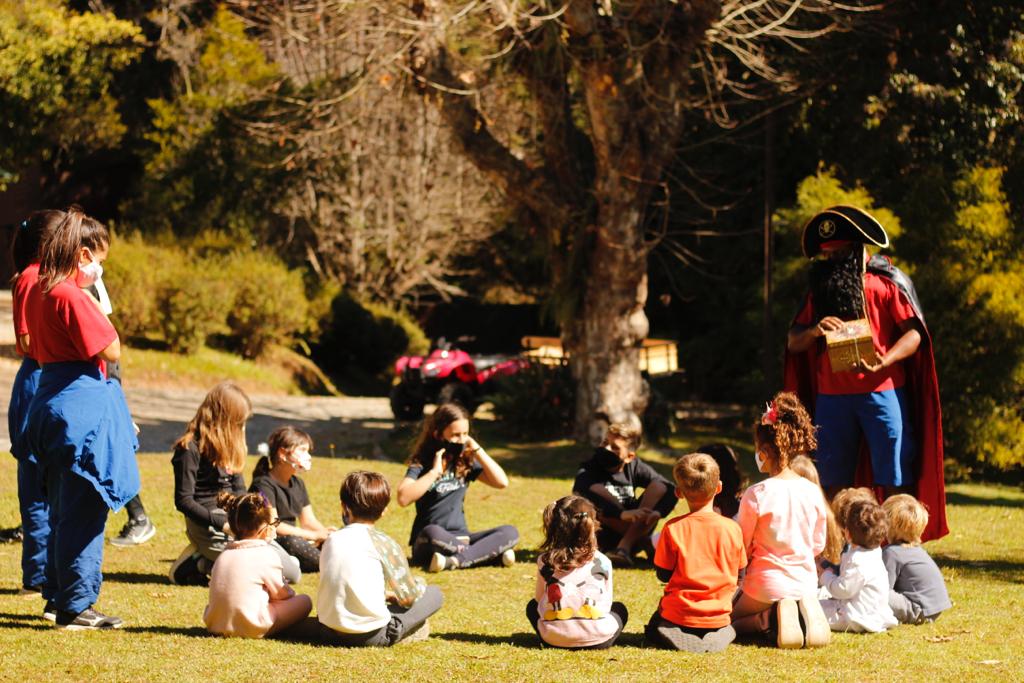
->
[37,205,109,293]
[539,495,599,573]
[252,426,313,479]
[174,381,252,473]
[11,210,65,280]
[754,391,817,471]
[217,491,273,539]
[408,403,474,479]
[790,455,843,564]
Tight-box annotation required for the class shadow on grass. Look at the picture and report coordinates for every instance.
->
[945,491,1024,509]
[122,625,210,637]
[0,587,24,596]
[934,555,1024,584]
[433,631,652,649]
[0,618,52,632]
[104,571,171,585]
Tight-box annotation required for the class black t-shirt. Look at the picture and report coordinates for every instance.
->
[249,474,311,525]
[573,455,676,518]
[171,439,246,529]
[405,460,483,545]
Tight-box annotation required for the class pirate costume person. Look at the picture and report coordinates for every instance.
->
[784,206,948,542]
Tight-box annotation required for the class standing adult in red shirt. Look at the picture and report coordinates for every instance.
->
[24,206,140,630]
[7,210,64,599]
[785,206,947,542]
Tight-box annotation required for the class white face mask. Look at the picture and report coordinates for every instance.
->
[77,250,104,288]
[289,444,312,472]
[754,450,767,473]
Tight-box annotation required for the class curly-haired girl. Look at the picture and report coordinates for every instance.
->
[731,392,831,649]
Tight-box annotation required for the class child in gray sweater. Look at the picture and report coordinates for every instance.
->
[881,495,952,624]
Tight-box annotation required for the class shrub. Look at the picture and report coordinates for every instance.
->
[312,293,429,392]
[102,232,173,339]
[156,261,232,354]
[221,251,309,358]
[489,361,575,439]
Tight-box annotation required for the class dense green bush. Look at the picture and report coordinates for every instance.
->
[156,262,232,354]
[311,293,429,392]
[103,232,169,339]
[489,361,575,439]
[222,251,309,358]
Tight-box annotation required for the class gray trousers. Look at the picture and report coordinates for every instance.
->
[292,585,444,647]
[889,590,938,625]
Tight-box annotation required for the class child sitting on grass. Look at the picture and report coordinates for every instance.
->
[645,453,746,653]
[730,392,830,649]
[527,495,627,650]
[882,494,951,624]
[818,499,898,633]
[317,471,443,646]
[203,492,312,638]
[573,423,677,567]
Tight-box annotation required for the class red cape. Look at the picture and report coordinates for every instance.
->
[783,289,949,543]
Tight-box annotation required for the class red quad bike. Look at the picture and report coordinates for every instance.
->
[389,338,529,420]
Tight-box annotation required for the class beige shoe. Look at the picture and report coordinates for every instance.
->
[399,620,430,644]
[501,548,515,567]
[798,595,831,648]
[775,599,803,649]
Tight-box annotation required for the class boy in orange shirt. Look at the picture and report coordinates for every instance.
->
[645,453,746,653]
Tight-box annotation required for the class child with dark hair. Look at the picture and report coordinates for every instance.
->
[249,426,333,573]
[882,494,951,625]
[645,453,746,653]
[203,492,312,638]
[818,499,898,633]
[527,495,627,649]
[316,471,443,646]
[696,443,745,518]
[573,423,677,567]
[397,403,518,572]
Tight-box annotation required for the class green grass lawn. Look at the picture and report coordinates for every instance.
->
[0,430,1021,681]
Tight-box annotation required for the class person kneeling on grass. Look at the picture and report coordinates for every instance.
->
[645,453,746,653]
[315,471,443,646]
[573,423,677,567]
[203,492,312,639]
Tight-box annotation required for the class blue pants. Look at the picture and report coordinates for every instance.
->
[44,467,108,614]
[17,459,50,590]
[814,388,915,488]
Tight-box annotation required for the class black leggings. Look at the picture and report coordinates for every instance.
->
[276,534,321,573]
[411,524,518,568]
[526,599,628,649]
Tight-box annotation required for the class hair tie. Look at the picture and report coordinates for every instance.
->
[572,511,589,520]
[761,401,778,425]
[257,442,270,457]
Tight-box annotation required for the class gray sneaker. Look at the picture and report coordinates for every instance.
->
[55,607,124,630]
[110,516,156,547]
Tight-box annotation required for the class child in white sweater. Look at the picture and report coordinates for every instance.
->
[818,498,897,633]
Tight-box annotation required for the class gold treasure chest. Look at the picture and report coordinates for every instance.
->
[824,319,879,373]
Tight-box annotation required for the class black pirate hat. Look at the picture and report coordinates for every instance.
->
[801,205,889,258]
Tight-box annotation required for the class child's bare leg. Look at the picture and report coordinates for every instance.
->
[265,594,313,637]
[730,591,773,634]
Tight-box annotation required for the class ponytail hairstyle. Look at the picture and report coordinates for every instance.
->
[754,391,817,472]
[37,205,109,293]
[217,491,273,539]
[408,402,474,479]
[252,426,313,478]
[174,381,252,473]
[538,495,599,573]
[11,210,65,280]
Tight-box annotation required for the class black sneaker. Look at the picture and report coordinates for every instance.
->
[168,544,208,586]
[43,600,57,622]
[110,516,156,547]
[55,607,124,630]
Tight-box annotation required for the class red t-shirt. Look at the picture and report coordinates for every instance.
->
[654,507,746,628]
[24,278,117,370]
[795,272,917,395]
[12,263,39,358]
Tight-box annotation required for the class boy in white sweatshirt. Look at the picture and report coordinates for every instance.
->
[819,498,897,633]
